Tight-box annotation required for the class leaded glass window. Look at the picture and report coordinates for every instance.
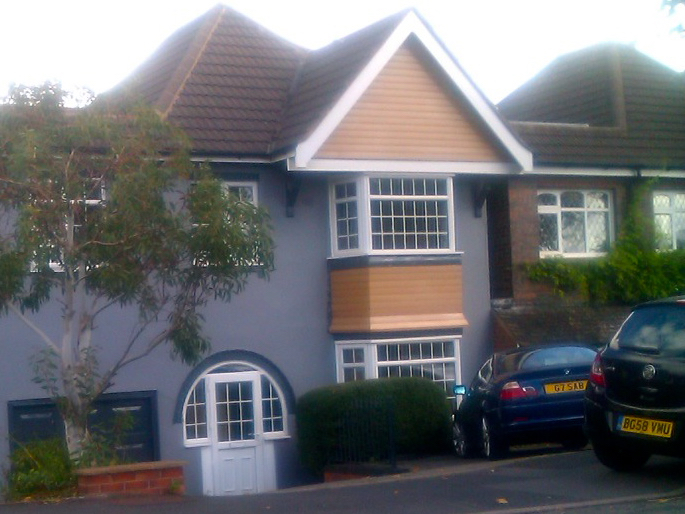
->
[653,192,685,250]
[538,190,611,257]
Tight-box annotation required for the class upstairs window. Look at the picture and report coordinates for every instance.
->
[224,181,258,205]
[653,192,685,250]
[369,178,451,251]
[330,177,454,256]
[190,179,259,268]
[538,190,611,257]
[33,177,106,272]
[333,182,359,251]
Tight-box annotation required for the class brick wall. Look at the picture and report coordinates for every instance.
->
[76,460,186,497]
[504,176,629,301]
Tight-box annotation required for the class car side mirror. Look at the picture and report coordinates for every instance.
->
[453,385,467,396]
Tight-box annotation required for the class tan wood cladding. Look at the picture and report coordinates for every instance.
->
[317,43,507,162]
[329,263,468,332]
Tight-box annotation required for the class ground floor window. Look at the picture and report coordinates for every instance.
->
[653,191,685,250]
[335,336,460,398]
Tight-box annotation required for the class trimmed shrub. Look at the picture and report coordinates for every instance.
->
[297,377,451,476]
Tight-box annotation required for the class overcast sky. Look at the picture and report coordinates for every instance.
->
[1,0,683,104]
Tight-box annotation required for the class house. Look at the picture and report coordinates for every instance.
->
[490,42,685,350]
[3,5,682,498]
[1,5,531,496]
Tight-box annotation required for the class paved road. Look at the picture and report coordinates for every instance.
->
[3,448,685,513]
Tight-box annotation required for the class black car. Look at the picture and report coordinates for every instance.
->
[585,297,685,471]
[452,344,597,459]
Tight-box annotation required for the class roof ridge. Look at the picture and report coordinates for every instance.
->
[158,5,226,118]
[268,53,310,154]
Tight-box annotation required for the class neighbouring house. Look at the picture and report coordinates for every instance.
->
[491,42,685,349]
[1,5,530,496]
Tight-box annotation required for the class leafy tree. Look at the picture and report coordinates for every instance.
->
[0,83,274,460]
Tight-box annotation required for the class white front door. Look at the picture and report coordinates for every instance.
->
[205,371,265,495]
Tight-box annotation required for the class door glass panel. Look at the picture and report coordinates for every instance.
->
[215,381,255,442]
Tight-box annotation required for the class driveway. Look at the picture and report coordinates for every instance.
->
[3,448,685,513]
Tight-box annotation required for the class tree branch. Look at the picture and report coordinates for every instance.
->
[6,302,60,353]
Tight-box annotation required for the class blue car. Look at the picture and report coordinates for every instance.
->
[452,344,597,459]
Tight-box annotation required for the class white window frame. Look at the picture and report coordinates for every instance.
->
[329,176,455,257]
[335,336,461,399]
[32,178,107,273]
[653,191,685,251]
[222,180,259,206]
[182,362,288,448]
[537,189,613,258]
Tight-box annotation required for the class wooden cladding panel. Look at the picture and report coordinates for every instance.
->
[318,44,507,162]
[329,263,467,333]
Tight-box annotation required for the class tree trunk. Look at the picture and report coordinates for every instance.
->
[61,364,92,461]
[64,416,88,459]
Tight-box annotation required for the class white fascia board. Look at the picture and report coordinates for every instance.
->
[524,166,638,177]
[288,157,520,174]
[526,166,685,178]
[294,11,533,172]
[641,169,685,179]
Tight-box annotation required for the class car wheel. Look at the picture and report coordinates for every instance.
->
[591,436,650,471]
[452,418,474,458]
[481,415,507,460]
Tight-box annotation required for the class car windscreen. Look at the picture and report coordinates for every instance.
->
[611,304,685,357]
[496,346,596,374]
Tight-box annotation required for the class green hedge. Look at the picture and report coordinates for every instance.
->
[297,377,451,476]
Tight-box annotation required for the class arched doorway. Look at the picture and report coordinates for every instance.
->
[177,351,294,495]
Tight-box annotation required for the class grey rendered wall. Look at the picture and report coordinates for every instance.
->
[453,177,494,384]
[0,169,495,494]
[0,163,335,493]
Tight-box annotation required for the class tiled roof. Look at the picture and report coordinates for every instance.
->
[273,10,409,153]
[105,5,407,158]
[108,5,307,156]
[498,43,685,169]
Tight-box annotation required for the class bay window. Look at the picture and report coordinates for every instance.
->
[336,337,460,398]
[330,177,454,256]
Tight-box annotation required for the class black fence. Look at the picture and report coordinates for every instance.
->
[328,397,396,468]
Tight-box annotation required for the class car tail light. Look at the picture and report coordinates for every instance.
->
[589,353,605,387]
[500,381,537,401]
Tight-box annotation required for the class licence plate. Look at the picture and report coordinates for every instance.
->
[544,380,587,394]
[617,415,674,438]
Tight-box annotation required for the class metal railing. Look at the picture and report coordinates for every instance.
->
[329,397,396,468]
